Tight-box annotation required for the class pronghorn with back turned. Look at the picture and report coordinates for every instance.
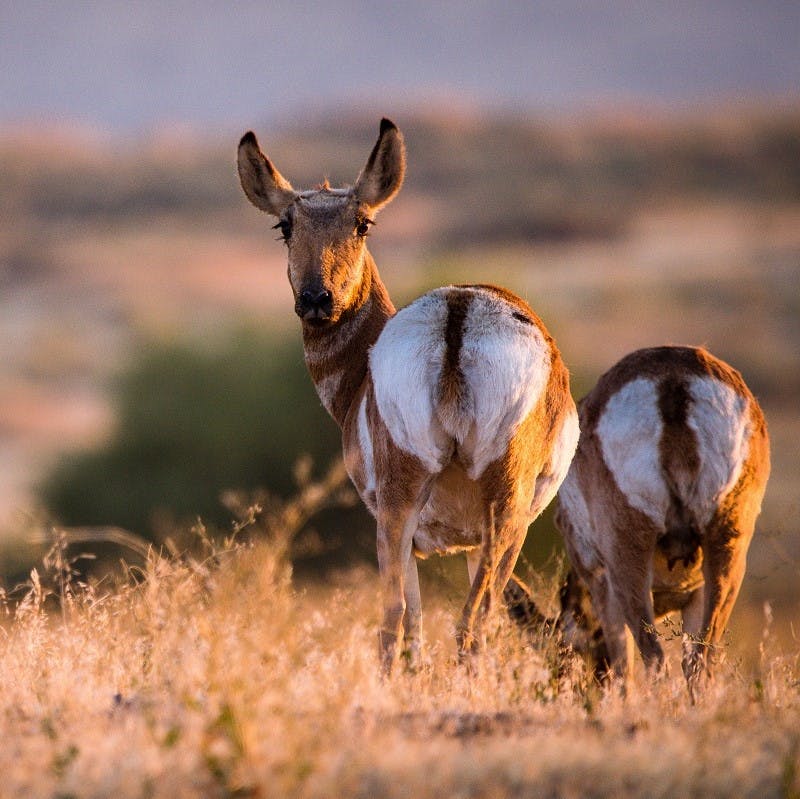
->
[238,118,579,671]
[556,346,770,692]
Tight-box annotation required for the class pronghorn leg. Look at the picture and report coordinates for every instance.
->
[401,550,422,669]
[457,557,491,657]
[457,524,496,657]
[375,472,433,675]
[492,526,527,598]
[589,574,636,680]
[490,520,530,633]
[691,531,751,682]
[457,512,527,656]
[602,519,663,676]
[680,586,705,695]
[608,559,664,675]
[376,513,415,674]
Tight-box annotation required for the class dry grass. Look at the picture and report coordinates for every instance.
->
[2,487,799,799]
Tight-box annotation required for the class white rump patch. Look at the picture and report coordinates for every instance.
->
[369,286,553,477]
[686,375,750,526]
[596,378,669,526]
[457,293,550,478]
[369,292,450,473]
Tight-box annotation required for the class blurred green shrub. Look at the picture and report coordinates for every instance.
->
[40,329,375,567]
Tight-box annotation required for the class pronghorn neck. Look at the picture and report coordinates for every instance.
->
[301,250,395,427]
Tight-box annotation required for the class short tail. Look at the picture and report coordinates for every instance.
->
[436,367,473,440]
[659,483,702,570]
[436,290,474,439]
[657,374,702,570]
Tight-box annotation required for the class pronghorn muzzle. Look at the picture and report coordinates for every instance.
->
[296,288,333,323]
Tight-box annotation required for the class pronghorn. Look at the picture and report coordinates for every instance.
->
[555,345,770,690]
[237,118,579,671]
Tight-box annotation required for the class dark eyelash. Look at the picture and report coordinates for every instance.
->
[356,218,375,237]
[272,218,292,244]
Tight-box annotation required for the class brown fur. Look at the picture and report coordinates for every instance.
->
[303,253,394,425]
[461,283,539,320]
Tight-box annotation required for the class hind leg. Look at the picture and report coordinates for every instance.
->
[458,511,529,656]
[579,554,662,682]
[457,527,496,656]
[598,516,664,677]
[607,559,663,676]
[491,520,530,614]
[467,549,546,631]
[587,573,636,680]
[685,528,752,687]
[376,508,416,674]
[680,586,705,695]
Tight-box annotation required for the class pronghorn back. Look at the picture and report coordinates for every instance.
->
[556,345,770,689]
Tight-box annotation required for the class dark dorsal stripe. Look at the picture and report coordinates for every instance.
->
[443,290,471,380]
[656,374,702,568]
[437,290,473,417]
[657,374,693,428]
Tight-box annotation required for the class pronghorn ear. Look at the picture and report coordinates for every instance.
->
[237,131,296,216]
[354,118,406,212]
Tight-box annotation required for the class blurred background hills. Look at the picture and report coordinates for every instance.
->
[0,3,798,632]
[3,2,799,132]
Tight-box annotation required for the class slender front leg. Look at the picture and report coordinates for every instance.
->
[376,513,414,675]
[375,464,433,675]
[402,551,422,669]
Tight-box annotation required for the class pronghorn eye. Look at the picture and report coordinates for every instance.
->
[272,217,292,244]
[355,219,373,238]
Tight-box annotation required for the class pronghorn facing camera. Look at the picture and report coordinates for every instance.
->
[556,346,770,690]
[238,119,579,672]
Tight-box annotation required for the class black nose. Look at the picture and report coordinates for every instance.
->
[298,289,333,318]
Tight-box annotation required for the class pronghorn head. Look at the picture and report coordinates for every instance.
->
[237,118,406,326]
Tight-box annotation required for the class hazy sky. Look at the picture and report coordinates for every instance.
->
[1,1,798,133]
